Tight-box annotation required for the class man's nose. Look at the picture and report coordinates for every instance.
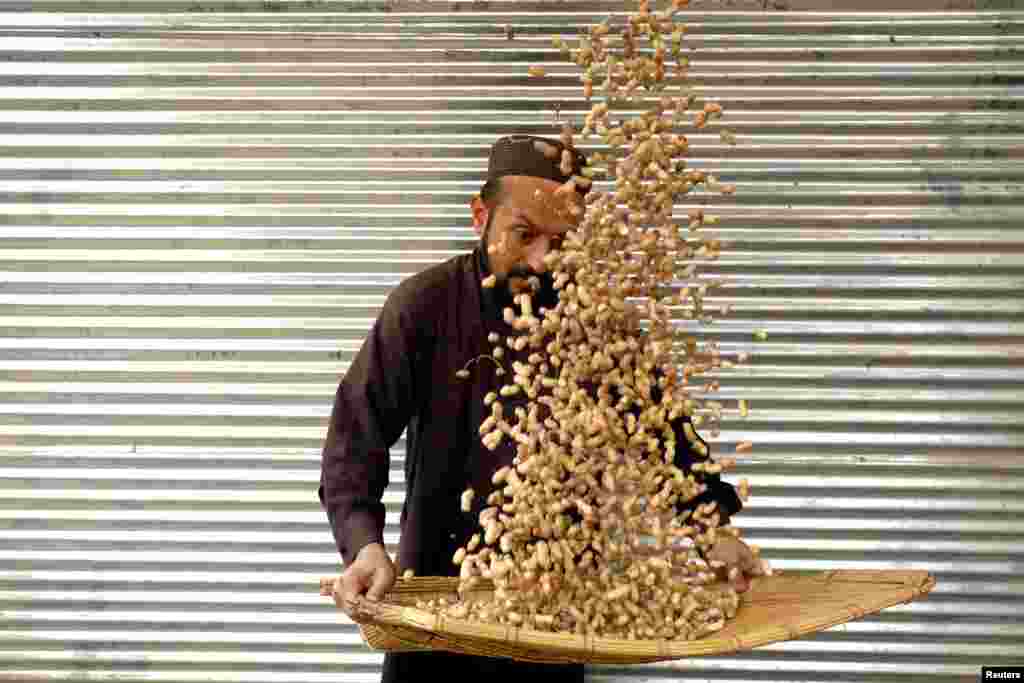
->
[526,236,556,274]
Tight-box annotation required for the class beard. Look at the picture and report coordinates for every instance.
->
[505,266,559,313]
[481,215,561,314]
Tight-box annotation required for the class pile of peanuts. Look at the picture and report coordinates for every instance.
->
[420,0,757,641]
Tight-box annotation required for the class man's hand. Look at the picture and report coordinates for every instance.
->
[706,536,765,594]
[337,542,396,615]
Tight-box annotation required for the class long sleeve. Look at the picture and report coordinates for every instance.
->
[319,285,426,566]
[670,415,743,526]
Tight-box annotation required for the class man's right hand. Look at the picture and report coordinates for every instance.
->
[338,542,396,613]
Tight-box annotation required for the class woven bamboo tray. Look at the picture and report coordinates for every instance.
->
[322,569,935,664]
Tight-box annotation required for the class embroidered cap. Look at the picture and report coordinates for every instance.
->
[486,134,589,194]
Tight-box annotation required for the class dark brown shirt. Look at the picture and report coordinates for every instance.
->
[319,246,742,576]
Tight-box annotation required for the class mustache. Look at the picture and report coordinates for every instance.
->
[503,269,559,312]
[503,267,556,292]
[507,265,541,281]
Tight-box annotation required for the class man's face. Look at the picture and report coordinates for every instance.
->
[474,175,579,301]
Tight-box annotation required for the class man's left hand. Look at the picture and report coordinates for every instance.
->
[706,535,765,593]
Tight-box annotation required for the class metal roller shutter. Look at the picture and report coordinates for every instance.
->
[0,2,1021,681]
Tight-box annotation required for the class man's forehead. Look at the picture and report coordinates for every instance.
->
[503,188,577,231]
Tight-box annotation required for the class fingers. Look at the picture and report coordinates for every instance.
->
[714,537,760,572]
[339,567,370,608]
[739,548,761,575]
[705,537,763,593]
[707,539,740,571]
[729,543,761,592]
[713,565,752,594]
[733,572,751,594]
[366,565,395,602]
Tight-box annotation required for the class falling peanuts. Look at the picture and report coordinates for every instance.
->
[461,488,475,512]
[484,519,503,545]
[492,466,510,485]
[754,329,769,342]
[467,533,481,552]
[682,421,699,444]
[739,400,749,418]
[737,441,754,453]
[518,293,533,317]
[482,274,497,289]
[427,0,754,641]
[606,585,631,601]
[528,65,547,77]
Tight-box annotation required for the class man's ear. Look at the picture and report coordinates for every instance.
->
[470,195,490,238]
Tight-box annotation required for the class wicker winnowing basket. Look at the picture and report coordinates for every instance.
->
[322,569,935,665]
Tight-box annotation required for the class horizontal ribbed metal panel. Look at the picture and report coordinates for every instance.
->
[1,2,1022,682]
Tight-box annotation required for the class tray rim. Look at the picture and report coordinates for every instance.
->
[325,569,937,664]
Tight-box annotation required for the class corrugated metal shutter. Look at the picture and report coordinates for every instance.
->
[1,2,1021,681]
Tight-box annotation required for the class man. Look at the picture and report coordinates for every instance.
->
[319,135,761,682]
